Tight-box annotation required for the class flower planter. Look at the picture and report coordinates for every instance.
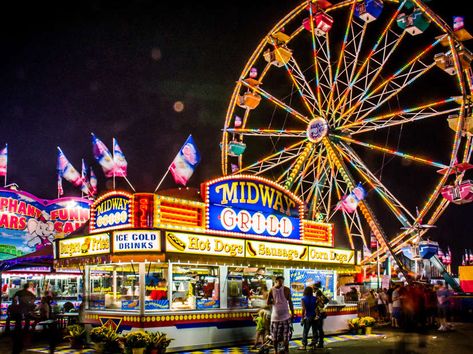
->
[132,348,146,354]
[364,326,373,335]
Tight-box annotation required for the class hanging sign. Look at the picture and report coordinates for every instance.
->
[0,188,91,260]
[165,232,245,258]
[308,246,355,265]
[113,230,161,253]
[58,233,110,259]
[246,240,308,262]
[203,175,303,240]
[90,191,132,233]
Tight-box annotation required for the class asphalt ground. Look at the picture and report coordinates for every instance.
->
[0,322,471,353]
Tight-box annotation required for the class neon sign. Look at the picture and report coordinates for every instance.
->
[0,188,91,259]
[204,175,303,240]
[90,191,132,233]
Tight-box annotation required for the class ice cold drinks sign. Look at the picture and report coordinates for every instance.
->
[113,230,161,252]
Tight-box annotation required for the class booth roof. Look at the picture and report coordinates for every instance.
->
[0,244,53,272]
[157,187,202,202]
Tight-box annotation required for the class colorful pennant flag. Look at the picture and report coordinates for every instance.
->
[80,159,91,194]
[0,144,7,177]
[91,133,115,178]
[57,147,83,187]
[57,173,64,197]
[335,182,366,213]
[89,167,98,196]
[113,138,128,177]
[169,135,201,186]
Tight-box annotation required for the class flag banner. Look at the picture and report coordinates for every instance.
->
[370,232,378,250]
[0,144,7,177]
[169,135,201,186]
[81,159,90,194]
[57,147,83,187]
[335,183,366,213]
[92,133,114,177]
[453,16,464,31]
[363,243,372,259]
[230,163,239,174]
[57,173,64,197]
[113,138,128,177]
[89,167,98,196]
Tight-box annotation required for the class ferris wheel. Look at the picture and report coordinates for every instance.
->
[220,0,473,273]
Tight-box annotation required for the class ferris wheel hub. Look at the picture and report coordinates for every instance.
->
[306,117,329,143]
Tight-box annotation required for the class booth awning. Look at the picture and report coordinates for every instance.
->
[0,244,53,272]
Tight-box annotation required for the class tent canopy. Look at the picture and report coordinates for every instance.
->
[0,244,53,272]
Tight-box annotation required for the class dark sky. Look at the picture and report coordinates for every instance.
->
[0,1,472,273]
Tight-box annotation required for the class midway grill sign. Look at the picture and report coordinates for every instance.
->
[0,188,91,260]
[203,175,303,240]
[90,191,133,233]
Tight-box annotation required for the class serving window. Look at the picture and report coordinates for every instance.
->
[144,263,169,311]
[88,263,140,311]
[170,264,219,310]
[227,267,282,309]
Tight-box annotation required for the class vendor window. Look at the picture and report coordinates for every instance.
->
[144,263,169,311]
[170,264,219,311]
[227,267,282,309]
[89,264,139,311]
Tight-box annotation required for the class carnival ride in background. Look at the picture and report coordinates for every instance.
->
[220,0,473,290]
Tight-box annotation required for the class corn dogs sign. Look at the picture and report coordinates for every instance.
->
[203,176,303,240]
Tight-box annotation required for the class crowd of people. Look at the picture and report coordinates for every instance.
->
[356,281,454,332]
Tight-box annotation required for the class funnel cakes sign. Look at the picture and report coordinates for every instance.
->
[203,175,304,241]
[0,188,91,260]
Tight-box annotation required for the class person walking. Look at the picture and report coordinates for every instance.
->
[314,289,328,348]
[267,276,294,354]
[299,286,317,350]
[14,282,37,330]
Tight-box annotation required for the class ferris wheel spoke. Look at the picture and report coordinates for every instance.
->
[337,97,459,134]
[340,36,443,123]
[239,80,309,124]
[308,150,335,222]
[334,141,415,225]
[225,128,306,138]
[332,134,448,170]
[282,54,322,117]
[330,20,368,124]
[234,140,307,176]
[333,0,408,120]
[325,0,357,118]
[284,142,314,189]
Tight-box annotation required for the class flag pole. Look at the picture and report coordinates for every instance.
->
[4,143,7,187]
[123,175,136,192]
[112,139,116,190]
[154,167,171,193]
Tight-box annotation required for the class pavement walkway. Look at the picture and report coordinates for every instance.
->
[1,322,472,353]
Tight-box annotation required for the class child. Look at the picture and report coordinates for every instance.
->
[252,309,267,349]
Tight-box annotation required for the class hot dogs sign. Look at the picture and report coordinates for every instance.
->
[203,175,304,241]
[0,188,91,260]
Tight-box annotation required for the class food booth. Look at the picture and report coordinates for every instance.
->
[55,175,358,350]
[0,187,91,314]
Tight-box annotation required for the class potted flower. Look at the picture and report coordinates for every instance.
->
[90,326,124,354]
[347,317,361,334]
[64,324,87,349]
[360,316,376,334]
[124,331,149,354]
[146,331,173,354]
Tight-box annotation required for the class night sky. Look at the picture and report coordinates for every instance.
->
[0,1,472,273]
